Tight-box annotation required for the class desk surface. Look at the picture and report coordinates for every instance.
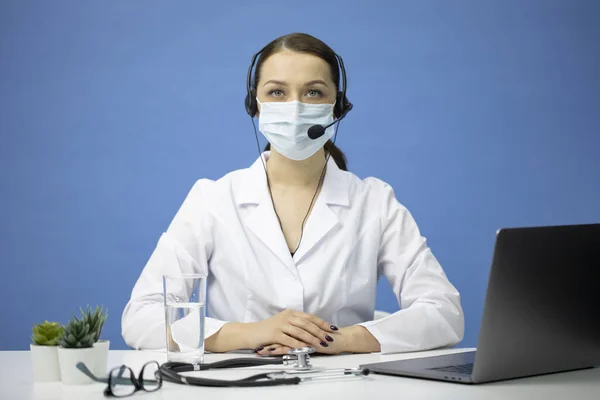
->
[2,347,599,400]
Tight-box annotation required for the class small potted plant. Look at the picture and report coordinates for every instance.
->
[57,314,98,385]
[30,321,64,382]
[80,305,109,376]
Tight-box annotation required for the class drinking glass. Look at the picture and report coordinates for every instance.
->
[162,273,207,364]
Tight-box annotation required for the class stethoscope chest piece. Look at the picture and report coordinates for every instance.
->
[283,347,315,371]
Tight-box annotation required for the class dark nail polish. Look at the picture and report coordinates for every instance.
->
[320,341,329,347]
[330,325,339,331]
[267,347,276,351]
[254,347,264,352]
[325,335,334,342]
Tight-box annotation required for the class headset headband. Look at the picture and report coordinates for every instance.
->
[244,45,351,118]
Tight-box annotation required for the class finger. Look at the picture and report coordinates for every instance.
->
[281,325,328,350]
[259,345,292,356]
[273,345,292,355]
[256,344,281,356]
[291,311,337,333]
[290,317,334,345]
[276,332,309,350]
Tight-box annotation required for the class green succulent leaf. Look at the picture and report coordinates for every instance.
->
[31,321,64,346]
[36,305,108,348]
[80,305,108,343]
[58,316,94,349]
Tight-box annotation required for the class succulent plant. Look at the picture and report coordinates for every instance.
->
[80,305,108,343]
[31,321,64,346]
[58,316,95,348]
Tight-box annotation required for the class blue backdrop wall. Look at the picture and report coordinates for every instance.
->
[1,0,599,350]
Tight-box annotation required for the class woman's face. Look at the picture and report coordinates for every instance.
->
[256,50,337,108]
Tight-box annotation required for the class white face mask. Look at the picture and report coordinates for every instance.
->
[256,98,335,161]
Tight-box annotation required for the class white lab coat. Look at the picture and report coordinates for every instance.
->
[121,152,464,354]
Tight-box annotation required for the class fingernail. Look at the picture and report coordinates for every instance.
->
[267,347,276,351]
[320,341,329,347]
[330,325,338,331]
[325,335,334,342]
[254,347,264,352]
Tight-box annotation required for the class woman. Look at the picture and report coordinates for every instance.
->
[121,32,464,356]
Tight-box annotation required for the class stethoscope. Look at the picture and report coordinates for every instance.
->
[158,347,370,387]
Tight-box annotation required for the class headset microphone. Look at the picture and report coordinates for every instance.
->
[307,103,353,140]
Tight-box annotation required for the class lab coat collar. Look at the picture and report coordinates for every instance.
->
[237,152,350,208]
[238,152,350,269]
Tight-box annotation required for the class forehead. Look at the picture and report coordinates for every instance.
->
[258,50,333,83]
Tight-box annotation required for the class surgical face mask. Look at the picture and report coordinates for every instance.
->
[256,98,335,161]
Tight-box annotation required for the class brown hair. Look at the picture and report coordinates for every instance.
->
[253,32,348,171]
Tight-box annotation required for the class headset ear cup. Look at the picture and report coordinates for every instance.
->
[343,95,352,113]
[245,92,257,117]
[335,92,345,119]
[245,94,251,116]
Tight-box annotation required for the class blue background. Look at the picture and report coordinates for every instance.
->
[1,0,599,350]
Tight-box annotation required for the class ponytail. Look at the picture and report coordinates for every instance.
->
[324,140,348,171]
[262,140,348,171]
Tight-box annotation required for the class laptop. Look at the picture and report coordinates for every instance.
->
[360,223,600,384]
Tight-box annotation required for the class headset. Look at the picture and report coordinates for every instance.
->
[244,41,353,256]
[244,45,353,123]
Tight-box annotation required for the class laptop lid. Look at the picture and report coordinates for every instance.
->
[361,223,600,384]
[471,223,600,382]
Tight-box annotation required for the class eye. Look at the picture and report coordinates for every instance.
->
[306,89,323,98]
[267,89,284,97]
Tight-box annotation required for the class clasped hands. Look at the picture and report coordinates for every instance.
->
[244,309,380,356]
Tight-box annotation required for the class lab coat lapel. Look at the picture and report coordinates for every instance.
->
[292,199,338,263]
[293,158,350,263]
[246,197,296,271]
[240,154,296,273]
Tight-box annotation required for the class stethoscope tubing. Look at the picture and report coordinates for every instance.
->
[158,358,300,387]
[157,356,370,387]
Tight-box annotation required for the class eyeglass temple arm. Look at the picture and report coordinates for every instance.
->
[76,362,135,386]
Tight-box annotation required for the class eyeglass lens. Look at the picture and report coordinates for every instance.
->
[140,361,161,391]
[110,366,136,397]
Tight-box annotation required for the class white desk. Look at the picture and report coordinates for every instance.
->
[2,347,599,400]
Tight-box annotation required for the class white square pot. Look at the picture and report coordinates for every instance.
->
[92,340,110,377]
[30,344,61,382]
[57,347,97,385]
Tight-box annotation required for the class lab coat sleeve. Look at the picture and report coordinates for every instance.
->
[357,180,465,354]
[121,179,228,350]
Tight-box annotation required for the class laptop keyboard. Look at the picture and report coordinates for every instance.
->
[429,363,474,375]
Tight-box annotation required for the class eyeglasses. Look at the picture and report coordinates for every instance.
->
[76,361,163,397]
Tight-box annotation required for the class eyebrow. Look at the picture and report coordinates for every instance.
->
[262,79,329,87]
